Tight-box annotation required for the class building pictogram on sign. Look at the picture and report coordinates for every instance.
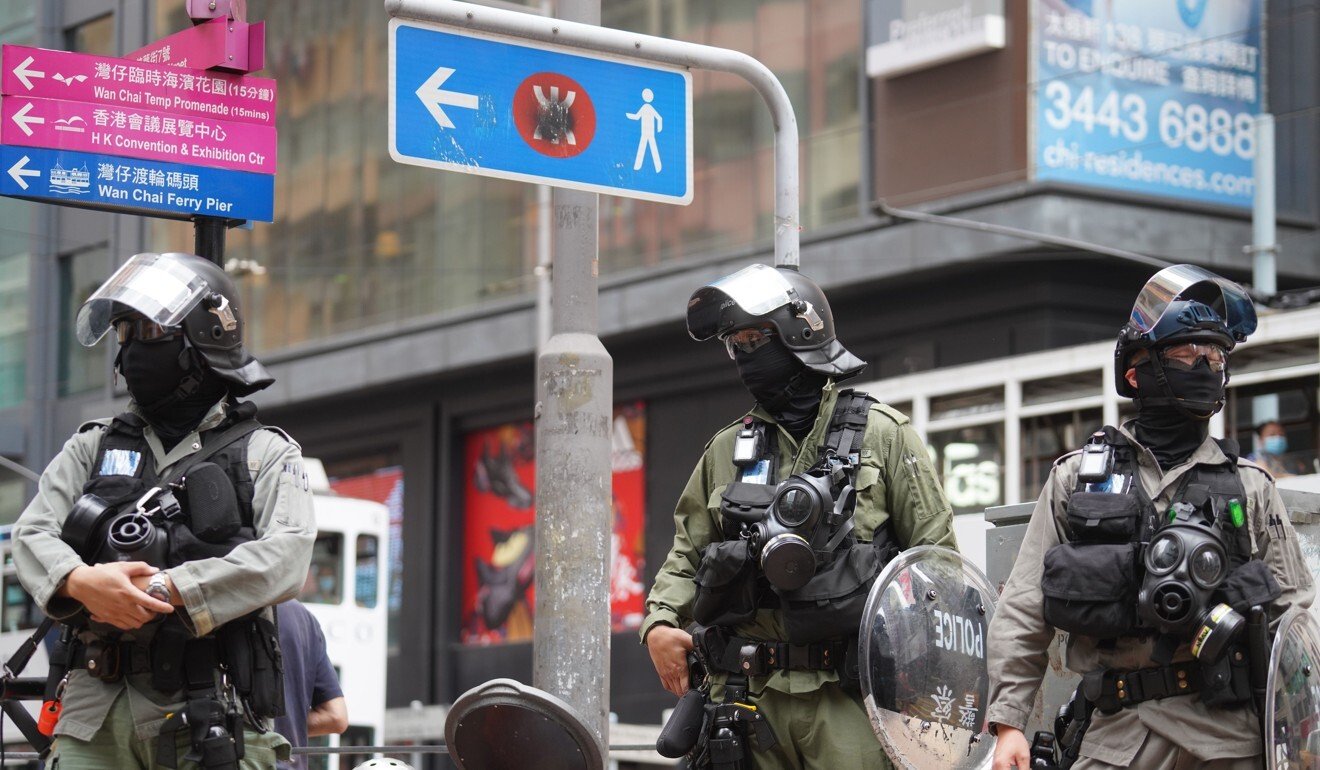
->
[513,72,595,158]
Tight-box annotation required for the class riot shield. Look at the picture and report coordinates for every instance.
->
[1265,608,1320,770]
[859,545,997,769]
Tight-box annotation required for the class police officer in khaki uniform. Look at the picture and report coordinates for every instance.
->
[13,252,315,769]
[643,264,957,769]
[987,265,1315,770]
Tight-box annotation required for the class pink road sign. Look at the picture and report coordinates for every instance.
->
[1,95,275,174]
[1,45,275,126]
[128,17,266,75]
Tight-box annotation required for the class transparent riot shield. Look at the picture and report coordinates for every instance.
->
[859,545,997,769]
[1265,608,1320,770]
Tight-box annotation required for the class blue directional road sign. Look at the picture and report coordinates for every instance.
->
[0,146,274,221]
[389,19,692,205]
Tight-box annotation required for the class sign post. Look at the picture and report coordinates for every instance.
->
[385,1,803,760]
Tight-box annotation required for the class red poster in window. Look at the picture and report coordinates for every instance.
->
[461,402,646,645]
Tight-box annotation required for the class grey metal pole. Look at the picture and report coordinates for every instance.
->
[529,0,611,757]
[383,0,802,266]
[1250,113,1277,296]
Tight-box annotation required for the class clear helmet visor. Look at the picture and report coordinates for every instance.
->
[75,253,211,347]
[687,264,796,341]
[1129,264,1258,341]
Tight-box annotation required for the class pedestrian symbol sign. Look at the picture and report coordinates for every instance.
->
[388,19,692,205]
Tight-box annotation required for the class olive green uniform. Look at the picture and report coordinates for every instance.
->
[642,381,958,769]
[986,424,1315,768]
[13,399,316,769]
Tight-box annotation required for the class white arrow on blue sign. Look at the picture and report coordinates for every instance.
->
[388,18,692,205]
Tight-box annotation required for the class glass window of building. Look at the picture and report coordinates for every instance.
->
[1021,409,1103,498]
[147,0,866,355]
[57,246,111,396]
[66,14,115,55]
[928,425,1005,515]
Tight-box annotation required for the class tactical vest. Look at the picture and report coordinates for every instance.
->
[1041,426,1253,640]
[690,390,900,645]
[65,400,286,744]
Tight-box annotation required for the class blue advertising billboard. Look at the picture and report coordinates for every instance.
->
[1032,0,1262,208]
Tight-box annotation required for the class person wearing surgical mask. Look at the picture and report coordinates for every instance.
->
[1247,421,1307,478]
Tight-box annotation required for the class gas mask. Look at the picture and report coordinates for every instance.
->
[747,457,857,591]
[1137,499,1245,661]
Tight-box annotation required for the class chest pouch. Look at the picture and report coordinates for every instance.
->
[775,525,897,644]
[1065,491,1143,543]
[719,483,775,539]
[692,539,761,628]
[1042,540,1141,638]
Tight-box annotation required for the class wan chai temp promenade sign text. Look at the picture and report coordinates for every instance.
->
[0,44,277,221]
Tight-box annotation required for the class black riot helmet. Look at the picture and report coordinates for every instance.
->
[686,264,866,379]
[76,252,274,395]
[1113,264,1256,413]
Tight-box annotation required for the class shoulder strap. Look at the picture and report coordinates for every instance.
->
[823,389,877,460]
[159,418,264,487]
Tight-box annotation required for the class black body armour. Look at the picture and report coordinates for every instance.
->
[68,401,286,766]
[1042,427,1253,639]
[1041,427,1276,711]
[690,391,900,656]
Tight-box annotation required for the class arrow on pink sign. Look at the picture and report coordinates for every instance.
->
[1,45,276,126]
[0,95,276,174]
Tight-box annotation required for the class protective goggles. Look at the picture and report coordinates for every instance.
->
[1159,342,1227,372]
[114,317,181,344]
[722,326,776,358]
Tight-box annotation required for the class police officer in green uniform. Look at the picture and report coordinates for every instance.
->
[643,264,957,769]
[13,252,315,769]
[987,265,1315,770]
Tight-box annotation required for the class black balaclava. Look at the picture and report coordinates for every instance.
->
[1132,358,1222,469]
[734,339,826,441]
[119,336,228,450]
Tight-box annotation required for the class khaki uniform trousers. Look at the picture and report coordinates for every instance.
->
[747,681,890,770]
[49,692,290,770]
[1075,728,1262,770]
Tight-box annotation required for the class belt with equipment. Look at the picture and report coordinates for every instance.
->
[70,638,153,682]
[1083,661,1201,714]
[697,629,847,677]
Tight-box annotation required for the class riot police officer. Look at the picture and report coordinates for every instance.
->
[987,265,1315,770]
[12,252,315,769]
[643,264,957,769]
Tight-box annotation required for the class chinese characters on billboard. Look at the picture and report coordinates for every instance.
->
[460,402,647,644]
[1033,0,1262,208]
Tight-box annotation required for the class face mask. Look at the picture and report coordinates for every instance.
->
[734,337,804,410]
[1135,358,1226,420]
[1263,435,1288,456]
[119,336,190,408]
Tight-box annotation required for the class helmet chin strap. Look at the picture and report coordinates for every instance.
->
[1135,351,1225,421]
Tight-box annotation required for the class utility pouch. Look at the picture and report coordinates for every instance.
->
[1065,493,1141,543]
[247,613,285,718]
[1199,644,1251,709]
[777,541,884,643]
[1042,543,1139,638]
[719,484,775,529]
[182,463,242,543]
[151,621,190,693]
[692,541,759,628]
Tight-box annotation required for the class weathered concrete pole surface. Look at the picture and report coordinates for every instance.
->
[532,0,611,757]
